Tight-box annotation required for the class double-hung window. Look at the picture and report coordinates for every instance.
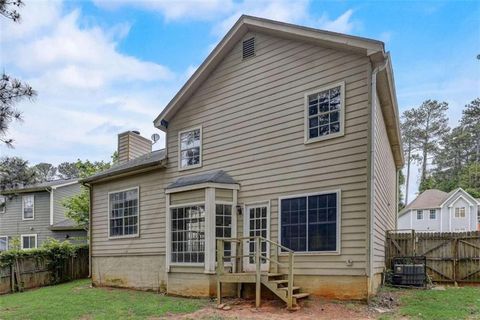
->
[455,207,466,218]
[280,191,340,253]
[171,205,205,263]
[22,195,34,220]
[216,204,232,261]
[305,82,345,143]
[0,236,7,251]
[109,188,139,238]
[429,209,436,219]
[21,234,36,249]
[179,127,202,170]
[416,210,423,220]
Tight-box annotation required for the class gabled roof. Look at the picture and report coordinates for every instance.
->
[153,15,403,168]
[400,188,480,216]
[82,149,166,184]
[166,170,238,190]
[1,179,78,195]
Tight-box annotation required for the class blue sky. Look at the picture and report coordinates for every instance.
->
[0,0,479,202]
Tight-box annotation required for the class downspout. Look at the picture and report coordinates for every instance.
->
[83,183,93,279]
[368,58,389,283]
[47,187,53,226]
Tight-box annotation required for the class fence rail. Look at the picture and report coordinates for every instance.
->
[0,248,89,294]
[386,230,480,283]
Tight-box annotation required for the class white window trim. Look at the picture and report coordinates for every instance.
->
[0,235,8,251]
[416,209,424,220]
[454,207,466,219]
[429,209,436,220]
[0,196,5,214]
[304,81,346,144]
[21,233,37,249]
[278,189,342,255]
[168,201,206,267]
[107,186,140,240]
[22,195,35,221]
[178,125,203,171]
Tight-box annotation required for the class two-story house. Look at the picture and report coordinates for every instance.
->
[398,188,479,232]
[82,15,403,303]
[0,179,87,251]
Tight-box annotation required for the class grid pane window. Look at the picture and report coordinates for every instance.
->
[248,206,268,263]
[417,210,423,220]
[281,193,338,252]
[22,195,34,219]
[455,207,466,218]
[307,86,342,139]
[22,235,36,249]
[0,236,7,251]
[109,189,139,237]
[429,209,436,219]
[180,128,201,168]
[171,205,205,263]
[216,204,232,261]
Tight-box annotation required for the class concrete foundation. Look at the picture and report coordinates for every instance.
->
[92,255,166,291]
[292,275,369,300]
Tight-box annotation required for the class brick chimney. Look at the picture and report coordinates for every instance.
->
[117,131,152,163]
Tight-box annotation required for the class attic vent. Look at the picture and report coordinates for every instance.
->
[242,37,255,60]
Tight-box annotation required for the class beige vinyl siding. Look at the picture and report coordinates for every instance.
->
[53,183,82,224]
[165,31,371,276]
[372,95,397,274]
[216,189,233,202]
[91,171,166,257]
[117,134,130,163]
[170,189,205,205]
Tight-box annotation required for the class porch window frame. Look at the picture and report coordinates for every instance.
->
[215,200,235,266]
[22,195,35,221]
[178,126,203,171]
[21,233,37,249]
[304,81,345,144]
[278,190,342,256]
[107,186,140,239]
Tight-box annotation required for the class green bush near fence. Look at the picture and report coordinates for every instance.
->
[0,238,88,284]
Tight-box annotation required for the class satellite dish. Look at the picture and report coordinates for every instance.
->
[151,133,160,144]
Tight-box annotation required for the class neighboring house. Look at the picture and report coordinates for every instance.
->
[82,16,404,301]
[398,188,480,232]
[0,179,87,251]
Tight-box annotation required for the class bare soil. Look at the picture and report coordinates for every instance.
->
[159,297,379,320]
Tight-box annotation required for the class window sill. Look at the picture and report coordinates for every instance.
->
[22,218,34,221]
[108,234,140,240]
[278,250,341,256]
[304,131,344,144]
[178,163,202,171]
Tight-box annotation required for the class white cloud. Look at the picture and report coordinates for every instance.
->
[93,0,234,21]
[316,9,355,34]
[0,1,173,164]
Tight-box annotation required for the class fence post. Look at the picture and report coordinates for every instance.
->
[411,230,416,256]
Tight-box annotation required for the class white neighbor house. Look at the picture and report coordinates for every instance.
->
[398,188,480,232]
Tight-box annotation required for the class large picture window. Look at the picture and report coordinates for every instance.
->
[216,204,232,261]
[280,191,340,253]
[109,188,139,238]
[171,205,205,263]
[179,127,202,170]
[22,195,34,220]
[305,82,345,143]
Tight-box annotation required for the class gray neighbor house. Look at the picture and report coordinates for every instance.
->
[0,179,87,251]
[82,15,404,305]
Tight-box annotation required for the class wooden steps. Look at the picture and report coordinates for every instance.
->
[260,273,310,308]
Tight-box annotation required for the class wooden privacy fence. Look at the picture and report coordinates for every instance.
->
[386,230,480,283]
[0,248,89,294]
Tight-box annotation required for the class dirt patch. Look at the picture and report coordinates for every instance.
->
[155,297,377,320]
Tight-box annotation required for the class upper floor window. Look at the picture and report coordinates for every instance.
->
[179,127,202,170]
[455,207,466,218]
[416,210,423,220]
[0,196,5,214]
[109,188,139,238]
[305,82,345,143]
[22,195,34,220]
[429,209,436,219]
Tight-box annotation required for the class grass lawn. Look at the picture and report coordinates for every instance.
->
[0,279,207,320]
[380,286,480,320]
